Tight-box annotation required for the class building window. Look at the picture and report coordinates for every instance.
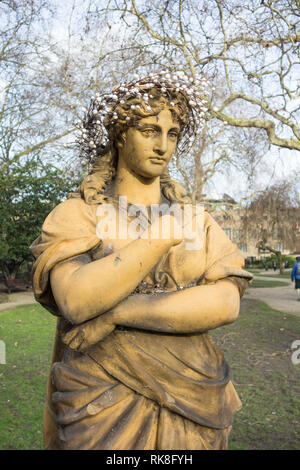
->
[233,230,242,240]
[259,247,270,253]
[274,243,283,252]
[238,243,247,253]
[224,229,231,239]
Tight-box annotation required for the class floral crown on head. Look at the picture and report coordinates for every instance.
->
[75,70,210,164]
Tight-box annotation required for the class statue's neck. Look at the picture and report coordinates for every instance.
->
[113,165,162,206]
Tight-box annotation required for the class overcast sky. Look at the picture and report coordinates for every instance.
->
[45,1,300,200]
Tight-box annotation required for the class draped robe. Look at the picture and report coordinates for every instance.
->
[30,195,252,450]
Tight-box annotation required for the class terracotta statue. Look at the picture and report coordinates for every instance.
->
[30,71,252,450]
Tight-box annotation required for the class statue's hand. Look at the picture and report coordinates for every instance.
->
[62,314,115,352]
[148,213,183,246]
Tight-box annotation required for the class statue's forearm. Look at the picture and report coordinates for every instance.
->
[51,236,173,324]
[62,279,240,352]
[110,279,240,334]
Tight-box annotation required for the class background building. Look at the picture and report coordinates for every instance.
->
[204,194,300,262]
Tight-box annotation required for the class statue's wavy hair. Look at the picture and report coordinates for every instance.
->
[70,87,191,205]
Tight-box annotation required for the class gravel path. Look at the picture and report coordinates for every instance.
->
[243,274,300,317]
[0,291,36,312]
[0,275,299,318]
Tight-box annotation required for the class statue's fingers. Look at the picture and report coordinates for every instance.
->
[78,324,116,352]
[78,332,106,352]
[68,330,85,350]
[62,328,79,345]
[78,338,91,353]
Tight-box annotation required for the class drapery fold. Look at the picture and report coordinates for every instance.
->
[30,196,252,450]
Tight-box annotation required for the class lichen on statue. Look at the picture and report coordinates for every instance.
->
[30,71,252,450]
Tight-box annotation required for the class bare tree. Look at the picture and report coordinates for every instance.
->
[0,0,72,168]
[169,121,232,202]
[0,0,159,172]
[241,179,300,272]
[2,0,298,200]
[96,0,300,153]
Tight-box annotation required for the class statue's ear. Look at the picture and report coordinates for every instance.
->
[116,131,127,149]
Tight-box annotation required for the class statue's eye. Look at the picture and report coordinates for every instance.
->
[141,129,155,136]
[168,131,179,140]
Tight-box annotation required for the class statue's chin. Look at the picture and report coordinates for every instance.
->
[132,166,166,181]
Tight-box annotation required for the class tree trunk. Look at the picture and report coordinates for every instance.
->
[257,242,284,275]
[1,261,22,281]
[278,253,284,275]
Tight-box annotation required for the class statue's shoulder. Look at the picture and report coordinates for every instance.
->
[180,201,209,220]
[44,195,97,228]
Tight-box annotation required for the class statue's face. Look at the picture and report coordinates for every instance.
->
[118,107,180,179]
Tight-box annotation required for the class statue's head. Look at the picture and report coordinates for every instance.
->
[77,71,209,164]
[74,71,209,204]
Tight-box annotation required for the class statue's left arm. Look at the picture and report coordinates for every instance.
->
[63,277,240,351]
[104,278,240,331]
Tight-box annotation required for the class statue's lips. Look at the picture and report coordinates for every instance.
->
[148,157,166,164]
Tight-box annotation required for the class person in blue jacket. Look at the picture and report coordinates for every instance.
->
[291,257,300,301]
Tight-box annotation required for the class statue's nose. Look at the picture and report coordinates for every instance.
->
[154,134,168,155]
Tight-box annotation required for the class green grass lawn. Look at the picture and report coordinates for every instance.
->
[0,300,300,450]
[250,279,289,288]
[255,272,292,279]
[0,304,56,450]
[211,299,300,450]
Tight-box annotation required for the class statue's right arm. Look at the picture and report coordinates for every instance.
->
[50,235,174,325]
